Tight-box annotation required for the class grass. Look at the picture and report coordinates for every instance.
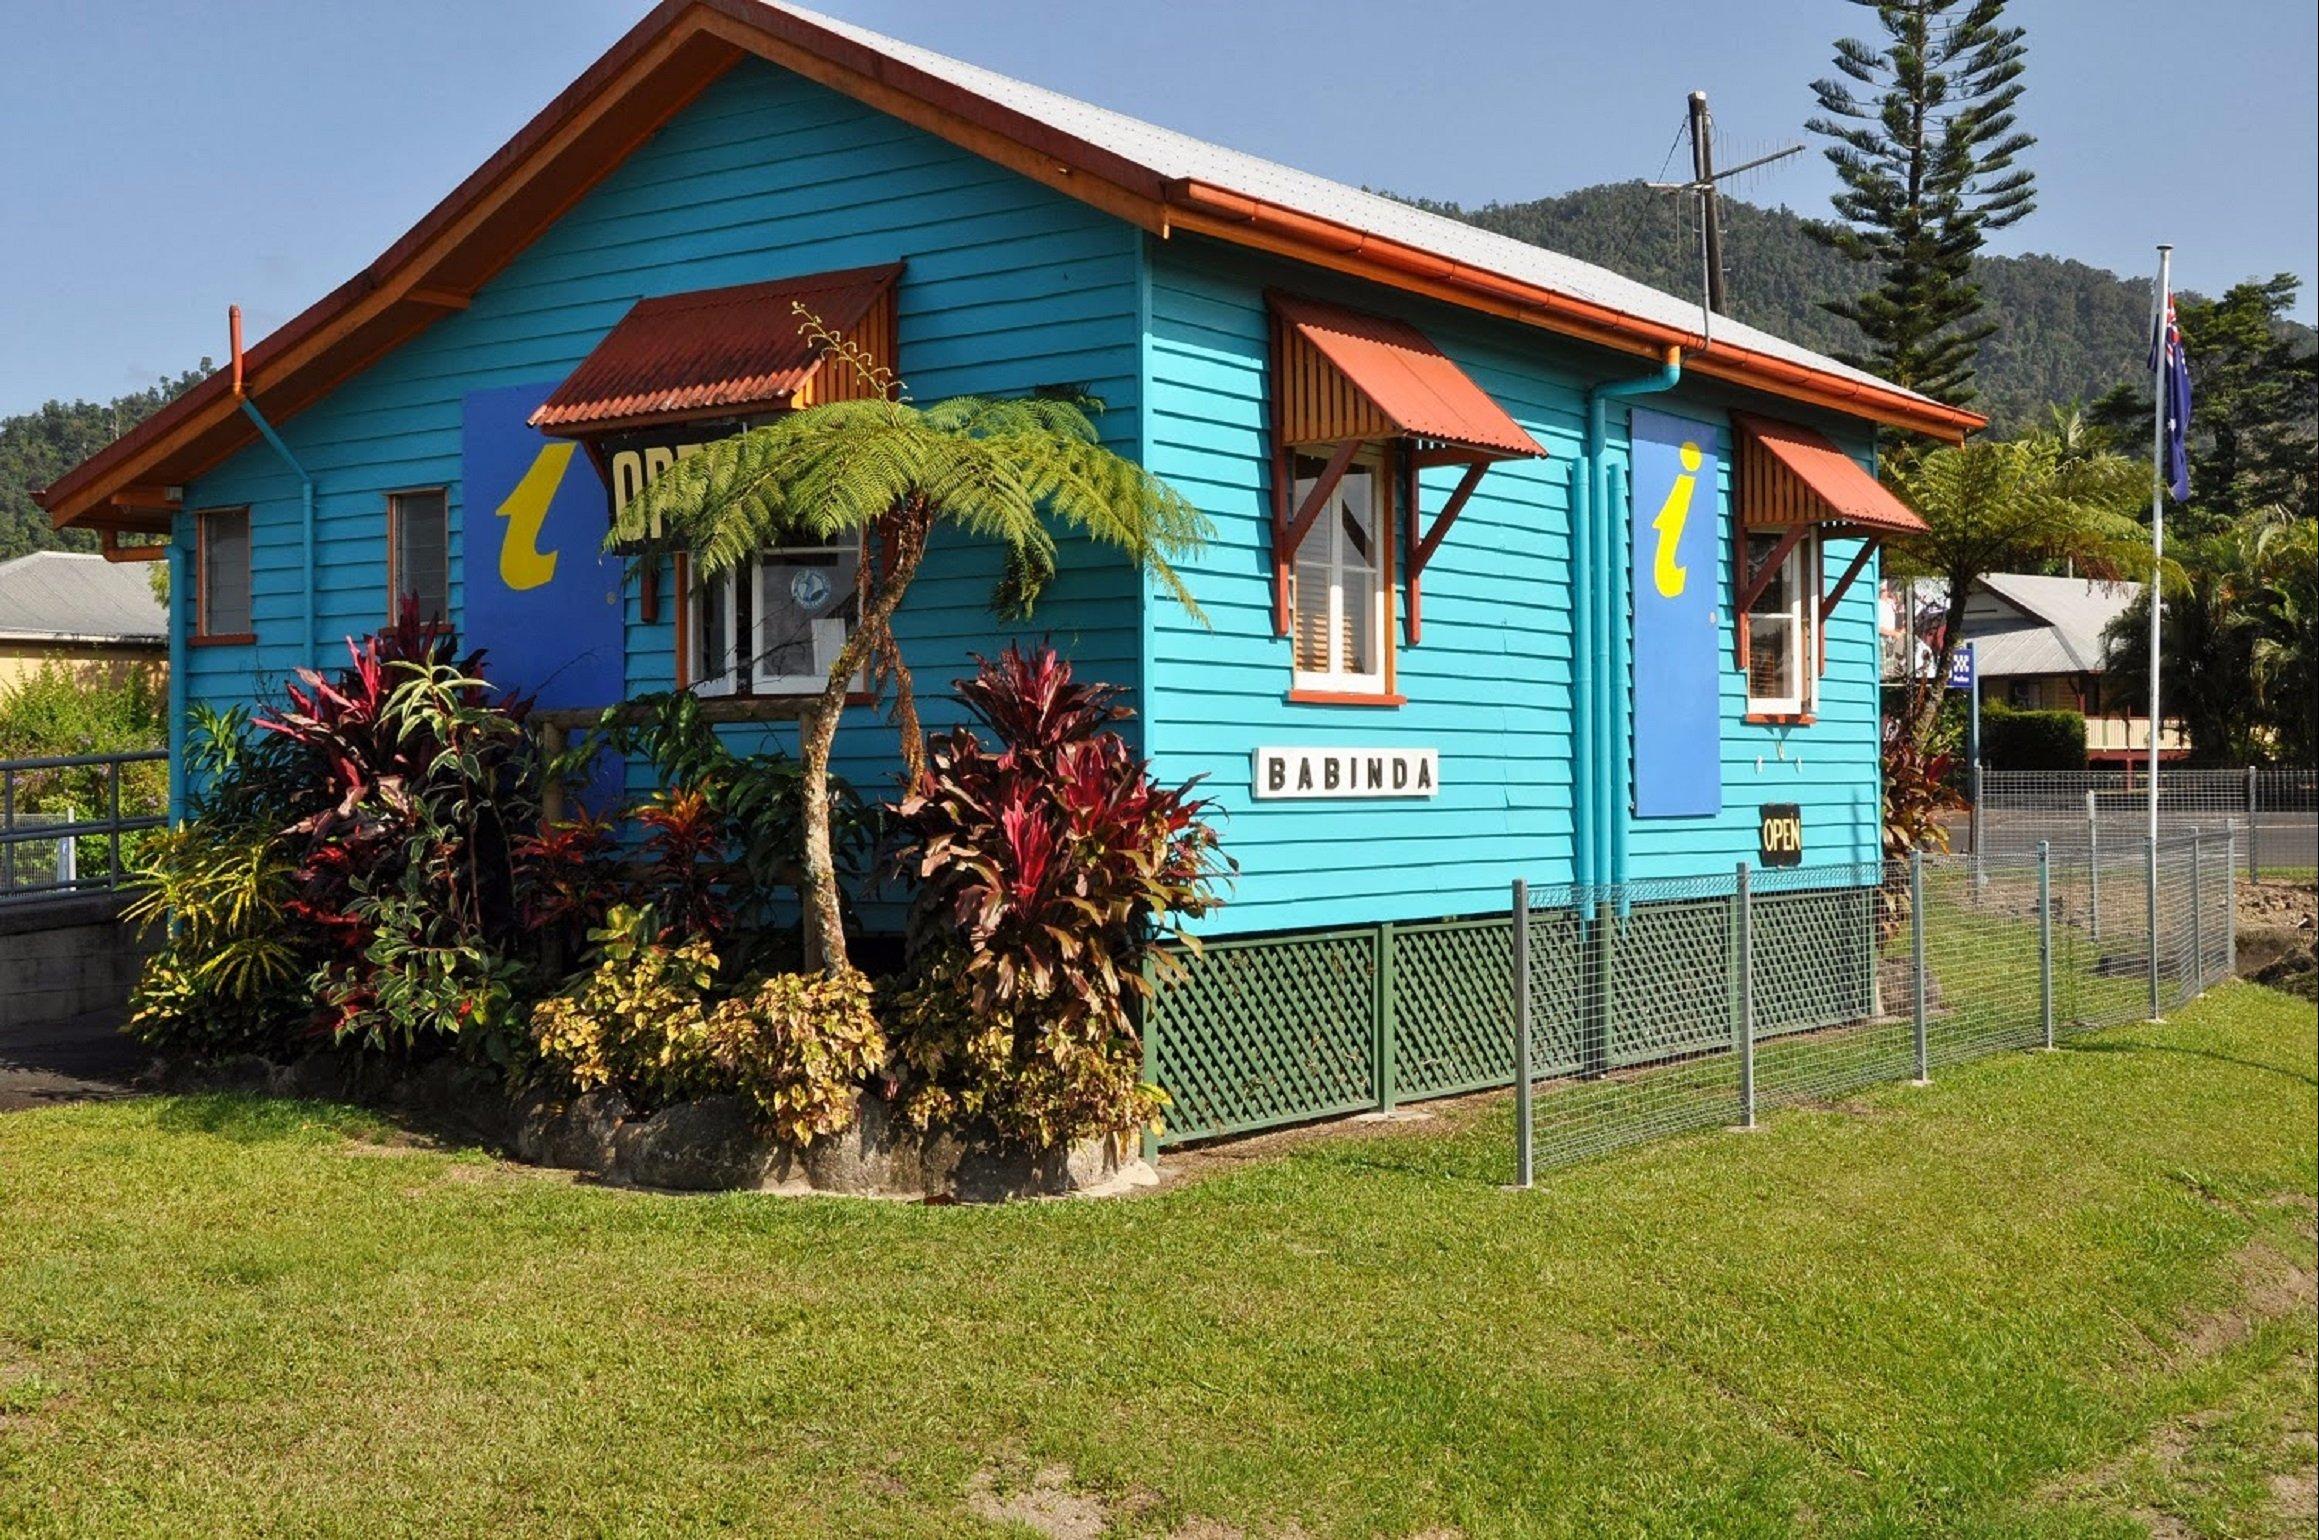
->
[1,987,2313,1538]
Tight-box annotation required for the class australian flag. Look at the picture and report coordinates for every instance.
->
[2151,295,2192,501]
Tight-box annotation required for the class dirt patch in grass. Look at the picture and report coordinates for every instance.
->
[962,1463,1462,1538]
[2176,1236,2317,1364]
[2239,880,2318,1000]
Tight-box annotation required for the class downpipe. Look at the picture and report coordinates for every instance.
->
[230,305,317,670]
[1585,347,1682,893]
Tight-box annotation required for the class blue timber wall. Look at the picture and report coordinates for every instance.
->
[173,58,1145,817]
[1139,237,1884,939]
[169,59,1887,942]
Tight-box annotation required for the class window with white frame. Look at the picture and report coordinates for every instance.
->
[686,544,862,698]
[1288,455,1386,694]
[1744,529,1817,717]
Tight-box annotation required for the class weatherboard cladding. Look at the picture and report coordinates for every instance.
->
[171,52,1885,939]
[177,59,1145,826]
[1143,239,1882,936]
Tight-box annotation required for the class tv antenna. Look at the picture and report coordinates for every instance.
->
[1647,91,1803,345]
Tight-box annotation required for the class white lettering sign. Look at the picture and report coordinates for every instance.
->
[1251,747,1438,800]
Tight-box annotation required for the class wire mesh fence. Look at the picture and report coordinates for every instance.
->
[1143,829,2241,1177]
[1965,765,2317,880]
[1510,831,2238,1178]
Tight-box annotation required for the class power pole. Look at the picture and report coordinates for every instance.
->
[1688,91,1726,316]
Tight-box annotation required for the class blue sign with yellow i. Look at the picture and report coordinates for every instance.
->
[1629,407,1723,818]
[459,382,625,713]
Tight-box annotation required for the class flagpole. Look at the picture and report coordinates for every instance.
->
[2149,248,2170,846]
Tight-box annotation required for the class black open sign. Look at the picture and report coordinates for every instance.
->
[1759,803,1804,867]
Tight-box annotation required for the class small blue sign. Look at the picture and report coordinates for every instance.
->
[1629,408,1723,818]
[1947,642,1977,690]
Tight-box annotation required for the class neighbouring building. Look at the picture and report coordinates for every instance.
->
[0,551,168,696]
[37,1,1982,1140]
[1950,574,2185,763]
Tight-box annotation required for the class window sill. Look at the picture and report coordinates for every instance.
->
[190,632,257,648]
[1286,688,1406,708]
[1745,710,1816,727]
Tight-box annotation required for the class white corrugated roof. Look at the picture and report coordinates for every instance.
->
[775,2,1949,416]
[1962,573,2143,677]
[0,552,169,645]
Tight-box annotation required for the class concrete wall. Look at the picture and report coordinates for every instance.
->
[0,894,156,1037]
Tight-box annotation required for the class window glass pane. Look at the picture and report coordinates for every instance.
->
[691,564,734,696]
[1291,560,1332,673]
[1749,615,1795,701]
[1339,563,1376,677]
[392,491,449,621]
[756,547,860,689]
[1745,531,1811,710]
[203,510,251,635]
[1746,533,1788,615]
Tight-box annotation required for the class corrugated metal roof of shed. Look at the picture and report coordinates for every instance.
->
[0,552,169,645]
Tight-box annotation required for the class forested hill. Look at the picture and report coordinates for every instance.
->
[0,368,210,561]
[1401,181,2169,431]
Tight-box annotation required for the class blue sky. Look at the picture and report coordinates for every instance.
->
[5,0,2312,416]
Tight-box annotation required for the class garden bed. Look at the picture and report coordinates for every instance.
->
[141,1048,1156,1202]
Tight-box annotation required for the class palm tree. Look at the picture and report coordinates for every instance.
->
[1883,432,2150,749]
[620,389,1207,974]
[2104,508,2319,764]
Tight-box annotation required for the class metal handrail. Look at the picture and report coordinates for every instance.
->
[0,748,169,907]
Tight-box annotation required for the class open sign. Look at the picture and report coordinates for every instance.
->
[1758,803,1804,867]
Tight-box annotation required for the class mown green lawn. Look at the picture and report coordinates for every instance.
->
[2,986,2313,1538]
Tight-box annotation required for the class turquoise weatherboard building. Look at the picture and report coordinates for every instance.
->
[42,0,1982,1142]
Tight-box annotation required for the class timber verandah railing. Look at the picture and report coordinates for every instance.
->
[0,750,170,907]
[1146,831,2240,1172]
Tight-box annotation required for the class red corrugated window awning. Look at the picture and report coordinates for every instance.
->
[531,263,903,437]
[1732,410,1927,536]
[1270,293,1544,460]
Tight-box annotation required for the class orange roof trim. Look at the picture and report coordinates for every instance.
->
[40,0,1982,534]
[1732,411,1928,537]
[532,263,901,437]
[1270,294,1543,460]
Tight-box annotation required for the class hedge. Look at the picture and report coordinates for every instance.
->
[1978,701,2087,771]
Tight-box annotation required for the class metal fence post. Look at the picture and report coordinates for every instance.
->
[1138,953,1160,1167]
[1512,879,1533,1190]
[2190,834,2205,994]
[1735,862,1755,1129]
[2037,840,2055,1050]
[2146,834,2163,1021]
[2245,765,2260,882]
[1375,919,1398,1113]
[2226,831,2238,978]
[1970,760,1984,892]
[2086,788,2101,945]
[1910,850,1929,1083]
